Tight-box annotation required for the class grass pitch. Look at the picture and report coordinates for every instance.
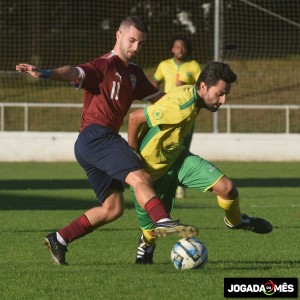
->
[0,162,299,300]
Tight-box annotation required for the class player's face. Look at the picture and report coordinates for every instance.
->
[172,40,188,61]
[117,26,147,62]
[201,80,231,112]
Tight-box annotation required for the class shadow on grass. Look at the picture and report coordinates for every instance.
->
[209,259,300,271]
[0,177,299,210]
[0,193,96,210]
[0,191,136,211]
[0,179,90,190]
[1,227,139,233]
[61,259,300,270]
[0,178,299,191]
[233,178,300,188]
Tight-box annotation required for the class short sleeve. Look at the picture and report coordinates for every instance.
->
[133,68,160,101]
[193,61,201,81]
[77,59,107,91]
[153,62,164,82]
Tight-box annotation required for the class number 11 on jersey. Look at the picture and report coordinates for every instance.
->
[111,81,120,100]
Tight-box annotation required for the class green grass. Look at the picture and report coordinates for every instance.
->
[0,162,299,299]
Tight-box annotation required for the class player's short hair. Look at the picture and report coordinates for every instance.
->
[119,16,149,33]
[195,62,237,89]
[169,36,192,56]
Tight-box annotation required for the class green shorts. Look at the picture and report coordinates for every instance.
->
[130,151,224,230]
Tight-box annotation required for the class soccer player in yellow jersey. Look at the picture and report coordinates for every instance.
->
[152,36,201,93]
[128,62,273,264]
[153,36,201,198]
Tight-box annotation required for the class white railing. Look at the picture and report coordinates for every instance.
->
[220,104,300,134]
[0,102,300,133]
[0,102,82,132]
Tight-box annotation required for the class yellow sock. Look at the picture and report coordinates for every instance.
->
[142,229,156,245]
[217,196,241,226]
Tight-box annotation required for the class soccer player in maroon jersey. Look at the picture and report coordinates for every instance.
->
[16,16,198,265]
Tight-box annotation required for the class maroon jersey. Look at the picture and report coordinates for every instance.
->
[77,51,159,133]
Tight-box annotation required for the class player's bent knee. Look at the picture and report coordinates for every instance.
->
[213,176,238,199]
[125,169,152,187]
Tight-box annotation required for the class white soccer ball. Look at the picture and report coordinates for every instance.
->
[171,237,208,270]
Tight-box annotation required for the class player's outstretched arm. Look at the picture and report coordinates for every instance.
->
[16,63,81,82]
[128,108,147,151]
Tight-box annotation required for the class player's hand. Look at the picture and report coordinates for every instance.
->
[16,63,43,78]
[176,80,187,87]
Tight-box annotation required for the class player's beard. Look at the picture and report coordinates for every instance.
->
[127,51,137,60]
[205,105,219,112]
[120,48,136,62]
[203,94,221,112]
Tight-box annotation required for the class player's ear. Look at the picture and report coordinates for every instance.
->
[200,82,207,91]
[116,30,121,39]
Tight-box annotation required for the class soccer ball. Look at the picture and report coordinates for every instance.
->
[171,237,208,270]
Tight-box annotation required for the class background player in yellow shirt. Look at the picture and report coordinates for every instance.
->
[152,36,201,198]
[128,62,273,264]
[152,36,201,92]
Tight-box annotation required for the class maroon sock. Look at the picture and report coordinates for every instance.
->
[58,214,93,243]
[144,197,170,223]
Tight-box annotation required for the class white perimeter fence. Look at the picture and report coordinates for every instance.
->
[1,102,300,133]
[1,131,300,162]
[1,103,300,161]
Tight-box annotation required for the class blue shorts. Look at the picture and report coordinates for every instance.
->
[74,125,143,203]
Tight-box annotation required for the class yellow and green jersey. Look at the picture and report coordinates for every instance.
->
[153,58,201,93]
[139,85,200,181]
